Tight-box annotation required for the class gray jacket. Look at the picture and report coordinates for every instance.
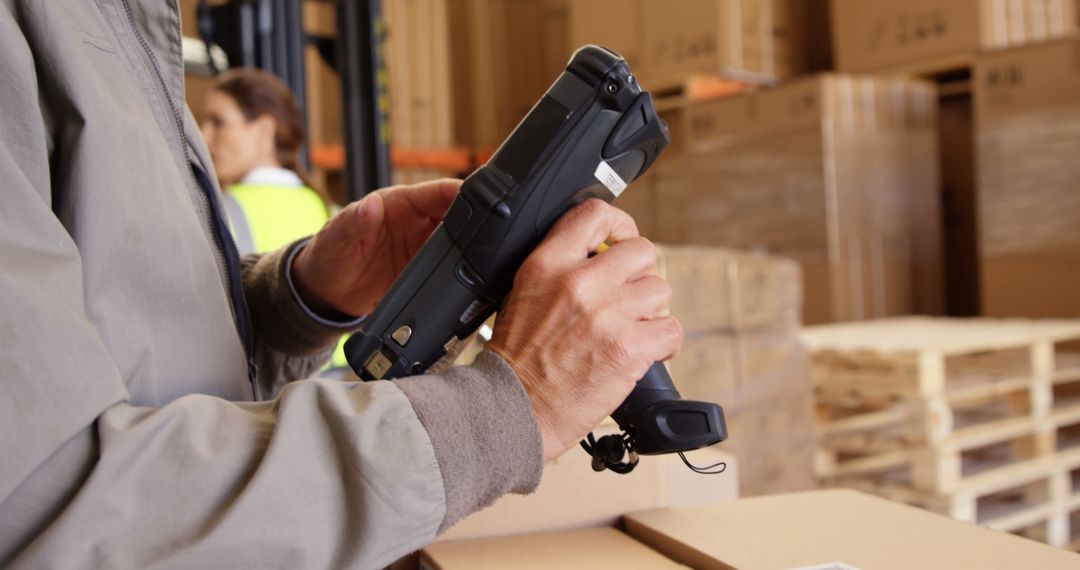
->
[0,1,541,567]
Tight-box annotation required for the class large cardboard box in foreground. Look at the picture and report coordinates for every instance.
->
[642,76,943,325]
[624,489,1080,569]
[438,424,737,541]
[422,528,685,569]
[975,39,1080,318]
[832,0,1079,73]
[570,0,808,87]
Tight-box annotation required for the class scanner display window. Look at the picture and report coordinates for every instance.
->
[492,96,571,183]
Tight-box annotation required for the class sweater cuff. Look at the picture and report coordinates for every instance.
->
[395,350,544,533]
[242,240,364,356]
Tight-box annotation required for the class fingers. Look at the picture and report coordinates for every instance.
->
[539,199,639,263]
[329,192,385,240]
[626,316,684,364]
[399,178,463,219]
[589,237,659,284]
[618,274,672,320]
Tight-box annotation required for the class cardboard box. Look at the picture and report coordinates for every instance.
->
[832,0,1080,73]
[624,489,1080,569]
[651,75,943,324]
[385,0,570,177]
[569,0,642,70]
[570,0,808,87]
[667,331,816,496]
[654,246,816,496]
[451,246,812,499]
[658,246,802,332]
[183,73,216,127]
[974,39,1080,317]
[422,527,686,569]
[179,0,199,38]
[982,257,1080,318]
[439,421,738,541]
[305,43,343,149]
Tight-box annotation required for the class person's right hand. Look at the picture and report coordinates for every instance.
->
[486,199,684,462]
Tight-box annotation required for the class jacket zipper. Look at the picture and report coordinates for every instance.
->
[119,0,258,393]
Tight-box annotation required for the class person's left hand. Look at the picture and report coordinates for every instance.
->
[291,178,462,317]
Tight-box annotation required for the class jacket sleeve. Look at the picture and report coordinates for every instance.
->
[0,12,542,569]
[241,239,352,395]
[9,353,542,569]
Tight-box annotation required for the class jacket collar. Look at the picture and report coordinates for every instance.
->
[240,167,305,188]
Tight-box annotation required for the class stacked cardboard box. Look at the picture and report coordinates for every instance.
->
[623,489,1080,568]
[424,490,1080,569]
[303,2,343,152]
[831,0,1080,319]
[831,0,1080,74]
[570,0,809,89]
[450,245,814,497]
[657,245,817,496]
[974,39,1080,318]
[384,0,569,183]
[626,76,943,325]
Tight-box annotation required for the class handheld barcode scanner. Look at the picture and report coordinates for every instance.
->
[345,45,727,474]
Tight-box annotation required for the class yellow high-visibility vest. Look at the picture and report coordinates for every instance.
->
[227,182,328,253]
[224,182,351,371]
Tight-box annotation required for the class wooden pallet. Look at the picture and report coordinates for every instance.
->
[806,317,1080,402]
[839,446,1080,549]
[809,318,1080,548]
[818,404,1053,492]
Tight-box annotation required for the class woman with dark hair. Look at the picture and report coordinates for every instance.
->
[200,68,349,371]
[200,67,332,256]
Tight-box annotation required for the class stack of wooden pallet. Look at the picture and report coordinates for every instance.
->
[805,317,1080,550]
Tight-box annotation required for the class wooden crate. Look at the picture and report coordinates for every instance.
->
[807,317,1080,548]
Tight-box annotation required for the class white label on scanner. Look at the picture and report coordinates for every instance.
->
[594,160,628,197]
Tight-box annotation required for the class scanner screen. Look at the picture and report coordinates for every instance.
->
[492,96,571,184]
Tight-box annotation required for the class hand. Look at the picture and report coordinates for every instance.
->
[486,199,683,461]
[291,179,462,317]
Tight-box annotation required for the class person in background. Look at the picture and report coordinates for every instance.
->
[200,68,351,372]
[200,67,331,256]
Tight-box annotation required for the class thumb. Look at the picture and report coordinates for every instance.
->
[333,193,385,241]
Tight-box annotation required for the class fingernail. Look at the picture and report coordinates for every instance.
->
[355,199,370,219]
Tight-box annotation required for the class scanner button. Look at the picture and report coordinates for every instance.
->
[364,351,393,379]
[391,325,413,347]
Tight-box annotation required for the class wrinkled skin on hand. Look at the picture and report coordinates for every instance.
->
[293,185,682,463]
[291,179,461,317]
[487,199,683,461]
